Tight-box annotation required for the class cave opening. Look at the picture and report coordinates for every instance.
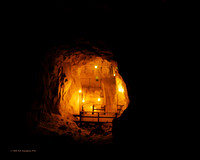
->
[59,55,129,126]
[28,40,130,144]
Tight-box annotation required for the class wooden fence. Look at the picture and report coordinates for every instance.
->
[74,111,118,127]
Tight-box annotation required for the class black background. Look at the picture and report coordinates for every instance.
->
[4,0,191,153]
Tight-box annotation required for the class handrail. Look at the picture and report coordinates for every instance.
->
[80,111,118,114]
[76,111,118,127]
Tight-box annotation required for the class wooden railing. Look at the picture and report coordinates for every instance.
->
[82,104,105,114]
[92,105,105,114]
[74,111,118,127]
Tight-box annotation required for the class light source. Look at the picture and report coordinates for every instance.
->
[94,65,98,69]
[98,98,101,101]
[118,86,124,93]
[82,98,85,103]
[79,89,82,93]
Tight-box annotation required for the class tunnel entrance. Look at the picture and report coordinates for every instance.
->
[72,61,125,126]
[58,55,129,126]
[32,40,130,136]
[27,40,131,144]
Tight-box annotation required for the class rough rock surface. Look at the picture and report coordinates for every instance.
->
[36,113,113,144]
[30,39,129,144]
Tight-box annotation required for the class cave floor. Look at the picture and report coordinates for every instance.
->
[35,113,114,145]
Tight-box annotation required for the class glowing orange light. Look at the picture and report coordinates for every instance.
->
[82,99,85,103]
[114,73,116,76]
[118,86,124,93]
[79,89,82,93]
[94,65,98,69]
[98,98,101,101]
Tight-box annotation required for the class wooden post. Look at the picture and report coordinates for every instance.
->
[80,112,82,127]
[92,105,94,114]
[98,112,100,123]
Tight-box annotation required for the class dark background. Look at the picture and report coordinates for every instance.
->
[4,0,191,153]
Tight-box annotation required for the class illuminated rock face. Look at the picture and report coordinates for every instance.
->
[41,40,129,119]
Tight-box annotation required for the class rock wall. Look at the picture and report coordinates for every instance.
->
[35,40,129,120]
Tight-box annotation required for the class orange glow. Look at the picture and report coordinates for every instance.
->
[82,99,85,103]
[118,85,124,93]
[59,56,129,117]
